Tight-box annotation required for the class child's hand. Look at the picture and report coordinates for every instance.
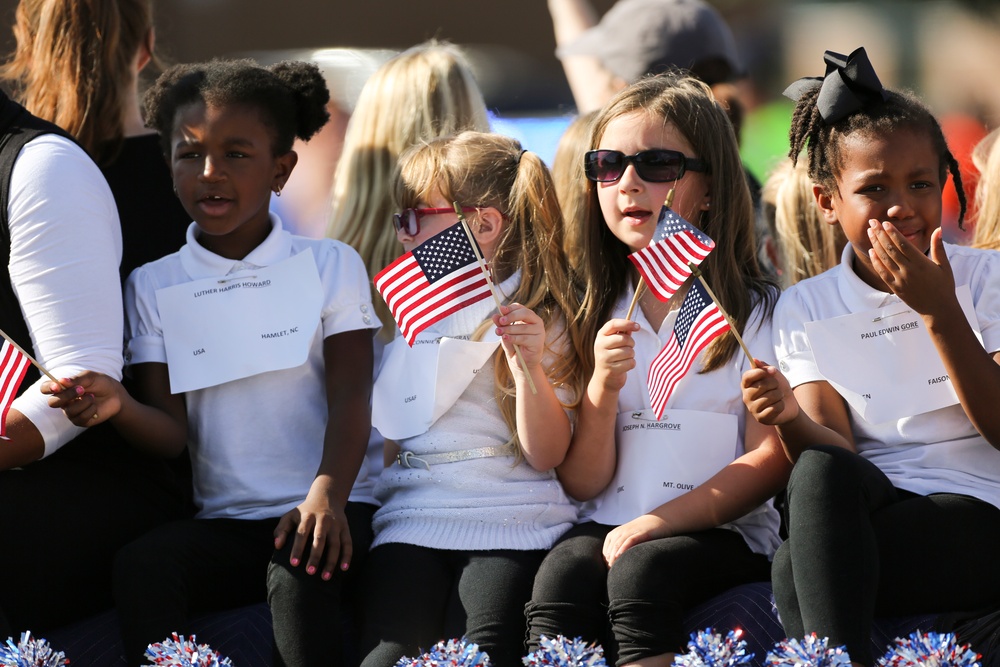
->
[603,514,670,566]
[493,302,546,370]
[741,360,799,426]
[868,222,955,315]
[273,477,351,580]
[42,371,124,427]
[593,318,639,393]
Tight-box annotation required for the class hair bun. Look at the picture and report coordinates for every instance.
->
[268,60,331,141]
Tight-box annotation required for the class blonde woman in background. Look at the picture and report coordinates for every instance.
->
[327,40,490,339]
[972,127,1000,252]
[551,110,598,270]
[762,157,847,287]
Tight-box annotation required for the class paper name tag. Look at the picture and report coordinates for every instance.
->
[589,408,737,526]
[372,333,499,441]
[156,250,323,393]
[805,284,982,424]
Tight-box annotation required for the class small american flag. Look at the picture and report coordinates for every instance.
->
[629,207,715,302]
[647,280,730,419]
[375,222,493,345]
[0,338,30,439]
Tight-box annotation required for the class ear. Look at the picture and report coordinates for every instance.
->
[273,150,298,192]
[471,206,504,246]
[136,28,155,72]
[812,182,840,226]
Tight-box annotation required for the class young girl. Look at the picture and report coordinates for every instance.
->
[44,59,378,667]
[525,73,790,667]
[741,47,1000,666]
[360,131,587,667]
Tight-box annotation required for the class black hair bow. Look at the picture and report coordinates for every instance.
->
[783,47,888,124]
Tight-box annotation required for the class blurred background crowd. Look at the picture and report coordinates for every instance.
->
[1,0,996,243]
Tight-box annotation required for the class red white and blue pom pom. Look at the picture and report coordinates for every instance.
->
[143,633,232,667]
[766,634,851,667]
[673,628,754,667]
[0,632,68,667]
[878,632,980,667]
[522,635,607,667]
[394,638,492,667]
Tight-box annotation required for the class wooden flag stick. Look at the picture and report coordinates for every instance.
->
[624,279,645,321]
[625,188,675,322]
[0,326,61,385]
[687,263,756,367]
[454,202,538,395]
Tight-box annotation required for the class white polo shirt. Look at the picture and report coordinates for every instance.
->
[774,242,1000,508]
[125,215,379,519]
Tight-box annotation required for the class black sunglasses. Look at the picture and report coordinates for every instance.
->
[584,149,708,183]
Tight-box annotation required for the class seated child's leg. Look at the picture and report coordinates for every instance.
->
[359,543,453,667]
[606,529,769,666]
[777,445,898,666]
[526,522,616,660]
[113,517,278,665]
[458,549,546,667]
[268,501,377,667]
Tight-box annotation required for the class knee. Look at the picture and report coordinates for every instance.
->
[788,446,856,501]
[531,539,607,603]
[606,544,658,601]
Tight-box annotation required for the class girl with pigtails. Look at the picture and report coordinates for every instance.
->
[361,131,587,667]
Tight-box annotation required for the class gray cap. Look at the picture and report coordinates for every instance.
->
[557,0,744,86]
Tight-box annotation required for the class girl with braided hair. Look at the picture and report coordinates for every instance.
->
[742,47,1000,665]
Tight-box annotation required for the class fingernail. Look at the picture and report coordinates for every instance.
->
[322,571,332,581]
[75,385,85,396]
[499,317,508,325]
[290,557,299,566]
[341,562,349,571]
[307,565,316,575]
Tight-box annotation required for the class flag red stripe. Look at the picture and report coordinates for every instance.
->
[0,340,30,438]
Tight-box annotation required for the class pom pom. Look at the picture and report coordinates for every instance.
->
[0,632,68,667]
[394,638,491,667]
[766,633,851,667]
[673,628,755,667]
[143,633,232,667]
[878,632,981,667]
[522,635,607,667]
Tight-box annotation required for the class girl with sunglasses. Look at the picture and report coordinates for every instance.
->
[359,131,588,667]
[526,73,789,667]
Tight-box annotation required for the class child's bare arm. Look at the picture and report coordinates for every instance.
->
[273,329,373,580]
[43,363,187,458]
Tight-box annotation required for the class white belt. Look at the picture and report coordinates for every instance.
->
[396,443,516,470]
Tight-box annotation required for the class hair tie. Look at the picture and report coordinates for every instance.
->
[518,149,527,164]
[782,47,888,124]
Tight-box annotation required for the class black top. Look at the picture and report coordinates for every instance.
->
[102,133,190,283]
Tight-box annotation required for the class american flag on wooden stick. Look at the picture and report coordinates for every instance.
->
[374,222,492,345]
[629,207,715,302]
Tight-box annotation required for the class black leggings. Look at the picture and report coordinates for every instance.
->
[114,502,373,667]
[773,445,1000,666]
[360,543,545,667]
[526,521,770,666]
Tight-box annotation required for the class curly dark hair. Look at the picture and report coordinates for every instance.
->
[788,85,966,228]
[143,58,330,157]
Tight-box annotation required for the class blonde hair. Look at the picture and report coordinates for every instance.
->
[0,0,155,166]
[972,127,1000,252]
[577,73,777,377]
[395,132,586,455]
[763,157,847,286]
[551,110,599,270]
[327,41,489,339]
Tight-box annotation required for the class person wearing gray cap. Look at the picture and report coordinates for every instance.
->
[548,0,744,113]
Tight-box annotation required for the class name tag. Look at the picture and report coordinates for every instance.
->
[156,250,323,393]
[372,333,499,441]
[589,408,737,526]
[805,284,981,424]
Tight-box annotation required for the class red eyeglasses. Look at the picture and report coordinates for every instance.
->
[392,207,480,236]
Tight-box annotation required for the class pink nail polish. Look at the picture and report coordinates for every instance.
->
[307,565,316,575]
[75,385,85,396]
[290,558,299,566]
